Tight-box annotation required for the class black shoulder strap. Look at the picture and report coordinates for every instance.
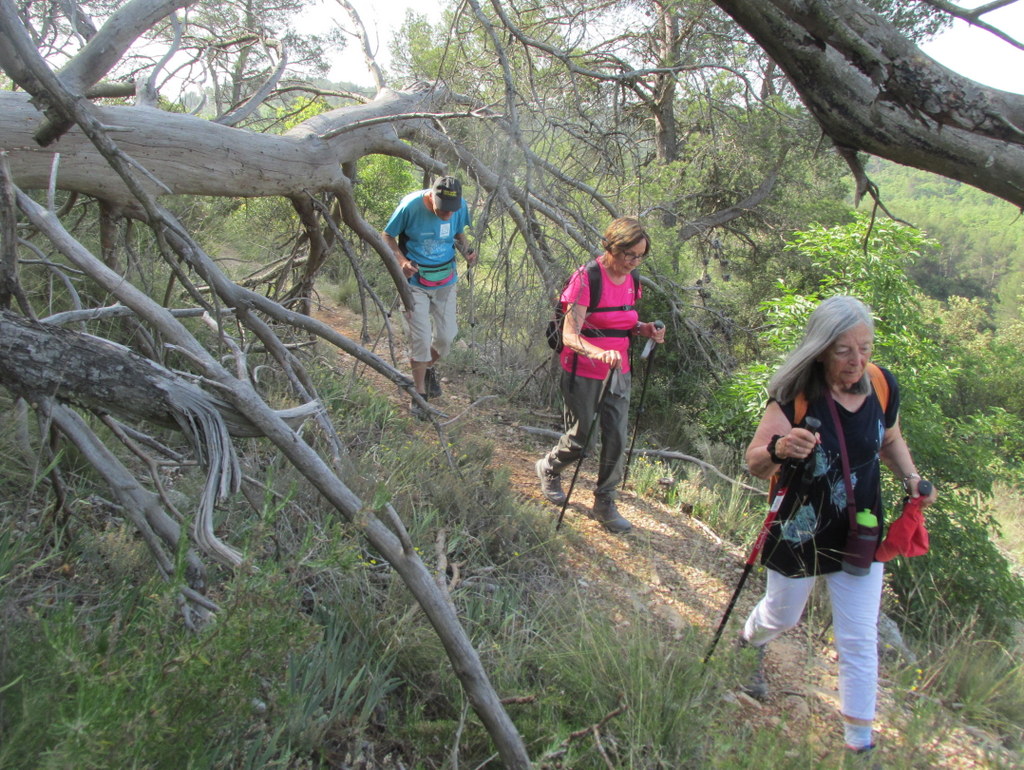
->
[586,262,639,315]
[586,259,602,311]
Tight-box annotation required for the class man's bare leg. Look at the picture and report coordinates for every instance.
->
[411,359,430,394]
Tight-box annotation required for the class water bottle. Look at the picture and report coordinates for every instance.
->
[841,509,880,576]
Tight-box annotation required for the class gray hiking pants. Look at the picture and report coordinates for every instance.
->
[544,369,631,498]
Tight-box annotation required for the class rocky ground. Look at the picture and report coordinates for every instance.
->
[314,302,1020,769]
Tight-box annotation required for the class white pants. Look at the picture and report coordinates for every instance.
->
[743,562,884,721]
[405,282,458,363]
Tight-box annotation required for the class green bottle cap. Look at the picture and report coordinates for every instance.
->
[856,510,877,528]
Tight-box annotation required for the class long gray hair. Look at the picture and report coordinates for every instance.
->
[768,296,875,405]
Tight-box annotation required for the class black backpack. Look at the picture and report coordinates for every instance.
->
[545,259,640,352]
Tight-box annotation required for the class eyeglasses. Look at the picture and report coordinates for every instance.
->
[618,250,646,263]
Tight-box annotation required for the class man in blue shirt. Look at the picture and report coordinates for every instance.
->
[382,176,477,418]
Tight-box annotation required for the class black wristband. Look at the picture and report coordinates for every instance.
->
[766,434,784,464]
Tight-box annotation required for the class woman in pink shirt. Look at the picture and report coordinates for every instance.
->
[536,218,666,533]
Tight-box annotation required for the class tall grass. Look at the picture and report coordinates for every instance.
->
[629,454,762,543]
[1,373,1022,767]
[895,619,1024,753]
[991,481,1024,565]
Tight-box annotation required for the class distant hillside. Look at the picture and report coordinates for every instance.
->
[866,159,1024,322]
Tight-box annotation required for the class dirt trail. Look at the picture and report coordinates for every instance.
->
[314,302,1015,769]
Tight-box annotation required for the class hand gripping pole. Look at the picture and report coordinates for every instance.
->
[703,416,821,664]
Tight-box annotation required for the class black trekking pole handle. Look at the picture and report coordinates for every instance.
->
[703,416,822,664]
[556,369,614,531]
[622,321,664,489]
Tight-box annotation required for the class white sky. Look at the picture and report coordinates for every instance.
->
[920,2,1024,94]
[298,0,1024,95]
[293,0,441,85]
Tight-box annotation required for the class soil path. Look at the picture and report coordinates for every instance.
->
[314,302,1015,769]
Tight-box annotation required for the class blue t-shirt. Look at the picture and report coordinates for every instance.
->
[384,190,471,290]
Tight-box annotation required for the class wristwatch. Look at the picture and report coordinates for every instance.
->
[767,434,784,464]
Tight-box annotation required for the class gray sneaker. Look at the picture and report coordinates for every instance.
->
[592,495,632,534]
[535,458,566,504]
[425,367,442,399]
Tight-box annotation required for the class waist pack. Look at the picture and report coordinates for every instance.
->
[417,257,455,285]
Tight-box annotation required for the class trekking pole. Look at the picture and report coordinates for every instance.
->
[556,369,614,531]
[703,416,822,664]
[622,320,664,489]
[466,259,477,348]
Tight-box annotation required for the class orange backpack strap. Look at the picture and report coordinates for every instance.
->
[867,362,889,414]
[793,393,809,429]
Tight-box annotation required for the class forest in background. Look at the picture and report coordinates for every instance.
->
[2,0,1024,766]
[868,159,1024,318]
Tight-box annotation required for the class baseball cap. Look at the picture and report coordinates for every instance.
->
[431,175,463,212]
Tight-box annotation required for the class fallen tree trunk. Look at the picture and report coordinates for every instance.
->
[0,308,318,438]
[1,87,439,211]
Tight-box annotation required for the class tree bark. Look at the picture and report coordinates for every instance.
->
[0,307,320,438]
[712,0,1024,207]
[1,87,441,211]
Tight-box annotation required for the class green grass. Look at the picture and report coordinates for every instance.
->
[1,373,1022,768]
[991,481,1024,565]
[629,454,762,543]
[906,629,1024,751]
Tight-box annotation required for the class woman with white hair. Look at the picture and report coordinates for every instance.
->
[739,295,936,756]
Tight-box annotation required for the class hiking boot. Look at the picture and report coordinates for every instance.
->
[592,495,632,534]
[535,458,566,505]
[846,744,877,755]
[425,367,442,399]
[844,744,881,770]
[411,393,430,421]
[737,636,768,700]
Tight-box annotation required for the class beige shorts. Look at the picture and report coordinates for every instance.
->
[404,282,458,362]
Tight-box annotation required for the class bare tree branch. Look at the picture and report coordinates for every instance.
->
[918,0,1024,51]
[713,0,1024,206]
[334,0,387,92]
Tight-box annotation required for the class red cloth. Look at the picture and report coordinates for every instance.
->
[875,496,930,561]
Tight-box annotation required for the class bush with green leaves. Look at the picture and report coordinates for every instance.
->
[353,155,418,231]
[708,213,1024,639]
